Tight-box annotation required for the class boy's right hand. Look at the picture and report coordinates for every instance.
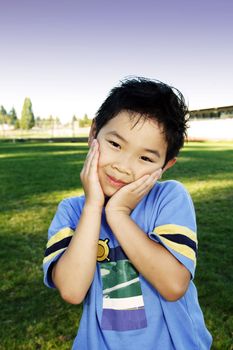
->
[80,139,105,209]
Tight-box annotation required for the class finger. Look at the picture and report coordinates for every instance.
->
[88,142,100,173]
[136,178,157,196]
[140,168,162,185]
[85,138,95,155]
[136,177,155,195]
[85,149,97,176]
[151,168,163,179]
[86,139,96,160]
[136,169,162,195]
[141,169,162,187]
[128,169,162,193]
[124,174,150,192]
[85,143,100,180]
[83,140,97,174]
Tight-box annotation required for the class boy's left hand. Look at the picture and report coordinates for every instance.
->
[105,169,162,216]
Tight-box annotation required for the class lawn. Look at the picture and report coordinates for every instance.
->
[0,141,232,350]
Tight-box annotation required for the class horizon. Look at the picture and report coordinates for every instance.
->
[1,100,233,124]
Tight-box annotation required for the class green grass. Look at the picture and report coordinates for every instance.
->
[0,141,232,349]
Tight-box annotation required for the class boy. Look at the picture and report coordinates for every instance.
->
[43,77,212,349]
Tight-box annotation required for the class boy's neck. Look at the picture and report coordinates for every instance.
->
[104,196,110,207]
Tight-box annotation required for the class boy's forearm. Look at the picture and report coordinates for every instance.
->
[106,212,190,301]
[52,204,102,304]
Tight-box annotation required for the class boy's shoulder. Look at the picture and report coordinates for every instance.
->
[60,194,85,205]
[57,194,86,214]
[143,179,193,213]
[155,179,189,196]
[134,179,193,219]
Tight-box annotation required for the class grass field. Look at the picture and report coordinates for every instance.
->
[0,141,232,349]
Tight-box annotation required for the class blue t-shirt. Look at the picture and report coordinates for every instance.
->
[43,180,212,349]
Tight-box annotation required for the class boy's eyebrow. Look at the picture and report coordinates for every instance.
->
[143,147,161,158]
[106,131,127,143]
[105,131,161,158]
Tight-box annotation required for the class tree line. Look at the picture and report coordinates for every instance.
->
[0,98,34,129]
[0,98,92,130]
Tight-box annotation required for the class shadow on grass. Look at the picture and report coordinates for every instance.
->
[0,232,81,349]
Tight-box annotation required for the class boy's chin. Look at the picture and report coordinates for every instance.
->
[102,185,118,198]
[103,190,116,198]
[104,189,117,199]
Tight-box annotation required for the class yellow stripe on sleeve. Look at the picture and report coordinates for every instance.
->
[46,227,74,249]
[43,248,67,264]
[154,224,197,243]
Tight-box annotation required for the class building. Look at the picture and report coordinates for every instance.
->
[190,105,233,119]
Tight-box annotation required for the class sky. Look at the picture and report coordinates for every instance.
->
[0,0,233,123]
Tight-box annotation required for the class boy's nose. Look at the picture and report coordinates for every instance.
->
[111,161,132,176]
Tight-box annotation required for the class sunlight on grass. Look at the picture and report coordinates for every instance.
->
[0,150,87,159]
[187,179,233,195]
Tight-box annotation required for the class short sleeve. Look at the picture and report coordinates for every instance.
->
[148,181,197,279]
[43,197,82,288]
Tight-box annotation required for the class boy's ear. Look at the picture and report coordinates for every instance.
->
[88,118,97,146]
[162,158,177,174]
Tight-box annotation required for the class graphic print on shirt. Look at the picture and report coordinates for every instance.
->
[98,239,147,332]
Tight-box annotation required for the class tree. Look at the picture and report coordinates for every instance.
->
[15,119,20,129]
[72,115,78,123]
[55,116,61,125]
[0,105,7,115]
[8,107,18,126]
[84,113,92,126]
[79,114,92,127]
[20,98,35,130]
[0,105,7,124]
[35,116,41,127]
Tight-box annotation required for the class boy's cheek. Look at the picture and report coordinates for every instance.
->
[135,165,161,181]
[97,138,104,154]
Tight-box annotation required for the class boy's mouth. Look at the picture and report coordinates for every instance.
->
[106,174,127,187]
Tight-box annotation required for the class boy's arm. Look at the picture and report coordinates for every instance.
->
[52,140,105,304]
[105,175,190,301]
[52,204,102,304]
[105,212,190,301]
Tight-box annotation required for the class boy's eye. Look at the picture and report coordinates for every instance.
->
[141,156,153,163]
[108,140,120,148]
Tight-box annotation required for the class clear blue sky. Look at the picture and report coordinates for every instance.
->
[0,0,232,122]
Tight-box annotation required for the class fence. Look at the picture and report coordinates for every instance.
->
[0,124,91,139]
[1,119,233,141]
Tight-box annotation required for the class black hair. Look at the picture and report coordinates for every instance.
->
[94,76,189,165]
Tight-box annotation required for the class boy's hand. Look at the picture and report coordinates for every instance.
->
[105,169,162,216]
[80,139,105,209]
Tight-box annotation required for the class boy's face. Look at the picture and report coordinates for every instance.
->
[91,111,175,197]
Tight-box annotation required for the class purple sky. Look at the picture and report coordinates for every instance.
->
[0,0,233,122]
